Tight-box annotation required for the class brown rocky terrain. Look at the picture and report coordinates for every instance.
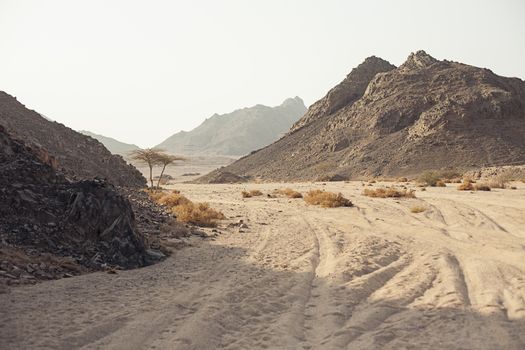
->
[0,126,167,289]
[0,91,146,187]
[200,51,525,182]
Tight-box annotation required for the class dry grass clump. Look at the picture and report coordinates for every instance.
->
[418,170,462,187]
[148,189,225,227]
[410,206,426,213]
[363,187,416,198]
[474,184,491,191]
[172,202,225,227]
[241,189,263,198]
[276,188,303,198]
[457,180,492,191]
[304,190,353,208]
[457,180,474,191]
[487,171,514,189]
[158,191,191,207]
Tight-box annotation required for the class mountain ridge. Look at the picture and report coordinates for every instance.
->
[198,50,525,182]
[156,97,307,156]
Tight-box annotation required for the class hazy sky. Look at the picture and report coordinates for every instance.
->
[1,0,524,147]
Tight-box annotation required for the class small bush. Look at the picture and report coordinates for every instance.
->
[304,190,353,208]
[457,180,474,191]
[474,184,491,191]
[158,192,191,207]
[418,171,441,187]
[410,206,426,213]
[241,189,263,198]
[487,171,515,189]
[172,202,225,227]
[363,188,416,198]
[276,188,303,198]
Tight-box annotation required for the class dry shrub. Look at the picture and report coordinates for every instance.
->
[487,171,515,189]
[172,202,225,227]
[363,188,416,198]
[242,189,263,198]
[146,189,168,202]
[410,206,426,213]
[418,171,441,187]
[474,184,491,191]
[149,189,225,227]
[304,190,353,208]
[457,180,474,191]
[276,188,303,198]
[158,192,191,207]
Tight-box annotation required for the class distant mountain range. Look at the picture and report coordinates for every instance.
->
[156,97,307,156]
[199,50,525,182]
[80,130,140,156]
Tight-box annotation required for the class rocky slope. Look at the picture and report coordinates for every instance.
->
[80,130,140,156]
[201,51,525,182]
[0,126,154,287]
[157,97,307,156]
[0,91,146,187]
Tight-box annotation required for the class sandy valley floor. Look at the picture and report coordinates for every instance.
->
[1,181,525,349]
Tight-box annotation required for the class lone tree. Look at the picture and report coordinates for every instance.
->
[130,148,164,188]
[156,153,185,188]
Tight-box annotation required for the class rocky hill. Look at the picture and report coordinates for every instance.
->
[80,130,140,156]
[0,125,152,286]
[200,51,525,182]
[0,91,146,187]
[157,97,307,156]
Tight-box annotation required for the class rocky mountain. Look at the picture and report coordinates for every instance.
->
[80,130,140,156]
[0,91,145,187]
[200,51,525,182]
[0,125,150,284]
[157,97,307,156]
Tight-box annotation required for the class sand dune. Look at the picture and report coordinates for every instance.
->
[1,181,524,349]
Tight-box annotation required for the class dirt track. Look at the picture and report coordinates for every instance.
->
[1,181,525,349]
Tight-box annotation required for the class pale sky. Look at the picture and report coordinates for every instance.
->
[1,0,524,148]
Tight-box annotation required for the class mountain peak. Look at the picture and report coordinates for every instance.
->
[401,50,438,69]
[281,96,305,108]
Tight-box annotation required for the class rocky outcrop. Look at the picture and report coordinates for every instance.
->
[290,57,396,132]
[157,97,307,157]
[204,51,525,182]
[0,91,146,187]
[0,126,150,277]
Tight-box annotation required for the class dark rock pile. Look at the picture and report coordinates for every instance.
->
[0,126,152,287]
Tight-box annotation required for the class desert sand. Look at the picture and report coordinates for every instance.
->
[1,181,524,349]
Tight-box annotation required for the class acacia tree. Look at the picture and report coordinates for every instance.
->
[130,148,163,188]
[156,154,185,188]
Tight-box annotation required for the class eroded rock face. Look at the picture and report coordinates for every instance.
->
[0,91,146,187]
[290,56,396,132]
[0,126,148,270]
[208,50,525,181]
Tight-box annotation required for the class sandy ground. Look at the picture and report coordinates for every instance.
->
[1,181,525,349]
[132,155,236,184]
